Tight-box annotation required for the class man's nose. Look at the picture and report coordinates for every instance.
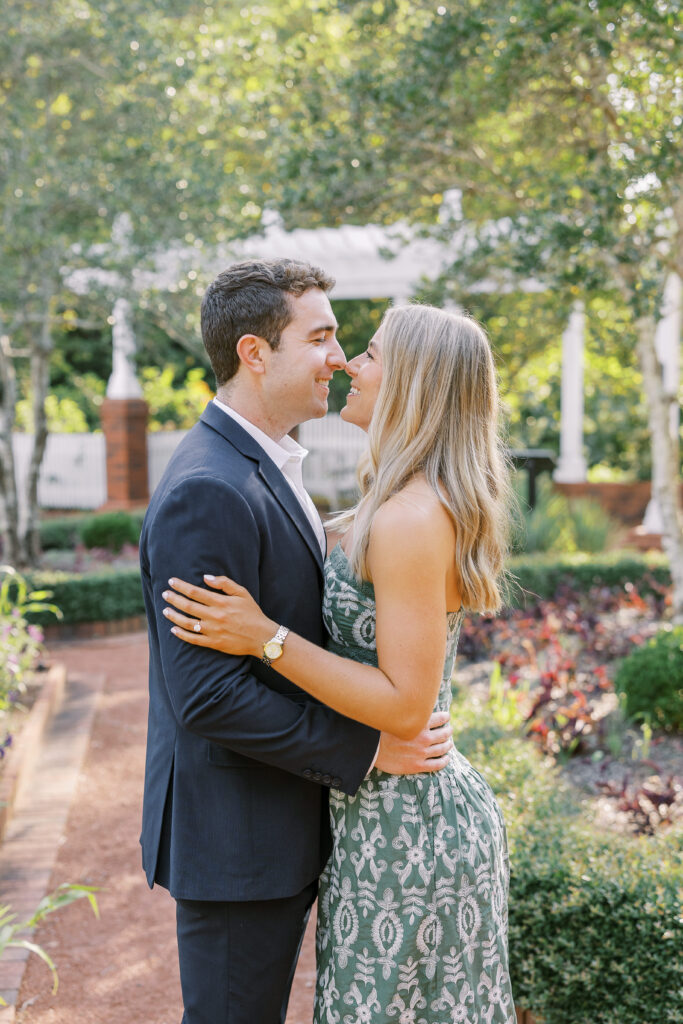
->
[326,337,346,370]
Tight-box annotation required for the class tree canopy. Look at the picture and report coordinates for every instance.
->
[2,0,681,568]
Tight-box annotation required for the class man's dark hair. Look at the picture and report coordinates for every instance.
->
[200,258,335,386]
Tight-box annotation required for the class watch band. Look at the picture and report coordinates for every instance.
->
[261,624,290,666]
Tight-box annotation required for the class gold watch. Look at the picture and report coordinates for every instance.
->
[262,625,289,666]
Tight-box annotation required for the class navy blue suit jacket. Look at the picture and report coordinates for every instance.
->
[140,402,378,901]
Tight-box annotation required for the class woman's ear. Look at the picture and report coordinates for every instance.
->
[235,334,268,374]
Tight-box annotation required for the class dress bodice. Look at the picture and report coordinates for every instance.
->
[322,542,463,714]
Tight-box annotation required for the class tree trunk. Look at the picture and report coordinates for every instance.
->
[23,301,53,566]
[0,329,20,566]
[635,314,683,622]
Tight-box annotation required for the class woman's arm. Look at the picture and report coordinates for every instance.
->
[164,497,454,739]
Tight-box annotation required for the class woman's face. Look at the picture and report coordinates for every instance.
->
[340,331,383,431]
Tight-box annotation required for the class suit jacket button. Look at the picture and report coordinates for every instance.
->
[313,771,323,781]
[322,773,332,785]
[332,777,342,788]
[303,768,313,778]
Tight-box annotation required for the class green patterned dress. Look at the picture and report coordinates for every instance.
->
[314,543,515,1024]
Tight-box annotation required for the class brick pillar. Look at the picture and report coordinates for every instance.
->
[100,398,149,508]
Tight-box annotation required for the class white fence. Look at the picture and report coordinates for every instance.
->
[299,415,366,504]
[9,415,366,512]
[11,432,107,511]
[147,430,187,495]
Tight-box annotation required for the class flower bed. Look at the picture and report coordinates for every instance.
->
[459,565,683,835]
[0,568,68,851]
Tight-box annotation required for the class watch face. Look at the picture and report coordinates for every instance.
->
[264,640,282,660]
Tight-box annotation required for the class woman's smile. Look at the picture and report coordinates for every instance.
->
[340,334,383,430]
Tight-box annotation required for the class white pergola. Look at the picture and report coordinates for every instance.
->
[225,218,681,497]
[67,211,682,503]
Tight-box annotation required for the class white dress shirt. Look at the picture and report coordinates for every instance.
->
[213,398,326,556]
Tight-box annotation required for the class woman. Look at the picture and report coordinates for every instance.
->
[164,304,516,1023]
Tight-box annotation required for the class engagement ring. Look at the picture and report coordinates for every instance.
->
[193,621,202,633]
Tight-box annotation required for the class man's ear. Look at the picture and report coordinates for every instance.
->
[235,334,268,374]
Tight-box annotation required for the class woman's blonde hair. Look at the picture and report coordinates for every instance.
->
[333,303,512,614]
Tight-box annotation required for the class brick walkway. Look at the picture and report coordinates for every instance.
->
[0,633,315,1024]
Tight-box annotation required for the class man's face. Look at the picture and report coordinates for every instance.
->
[263,288,345,430]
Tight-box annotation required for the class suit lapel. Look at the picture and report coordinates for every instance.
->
[256,460,325,575]
[200,403,325,576]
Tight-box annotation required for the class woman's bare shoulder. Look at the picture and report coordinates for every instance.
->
[370,478,454,553]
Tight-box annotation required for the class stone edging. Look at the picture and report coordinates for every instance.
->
[0,665,66,844]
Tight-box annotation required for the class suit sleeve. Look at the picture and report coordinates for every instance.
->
[145,475,379,795]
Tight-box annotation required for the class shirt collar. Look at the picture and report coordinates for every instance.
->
[213,397,309,470]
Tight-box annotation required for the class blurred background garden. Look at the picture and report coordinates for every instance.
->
[1,1,682,1022]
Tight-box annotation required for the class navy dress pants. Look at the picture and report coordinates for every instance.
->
[175,881,317,1024]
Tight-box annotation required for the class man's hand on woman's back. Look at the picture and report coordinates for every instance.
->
[375,710,453,775]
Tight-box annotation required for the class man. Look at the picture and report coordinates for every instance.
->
[140,258,452,1024]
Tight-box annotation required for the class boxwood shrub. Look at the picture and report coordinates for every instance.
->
[508,551,670,605]
[80,510,141,552]
[615,625,683,732]
[39,516,84,551]
[39,510,145,551]
[509,820,680,1024]
[452,689,682,1024]
[25,568,144,625]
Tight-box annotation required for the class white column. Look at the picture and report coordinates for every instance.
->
[642,272,681,532]
[554,300,587,483]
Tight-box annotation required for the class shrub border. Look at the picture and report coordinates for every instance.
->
[24,552,671,627]
[507,551,669,604]
[25,568,145,626]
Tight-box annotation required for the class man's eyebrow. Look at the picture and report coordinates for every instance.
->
[306,322,338,337]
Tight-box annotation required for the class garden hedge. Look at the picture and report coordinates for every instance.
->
[25,568,145,625]
[39,511,145,551]
[452,694,682,1024]
[508,820,681,1024]
[23,551,672,626]
[39,517,84,551]
[508,551,670,604]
